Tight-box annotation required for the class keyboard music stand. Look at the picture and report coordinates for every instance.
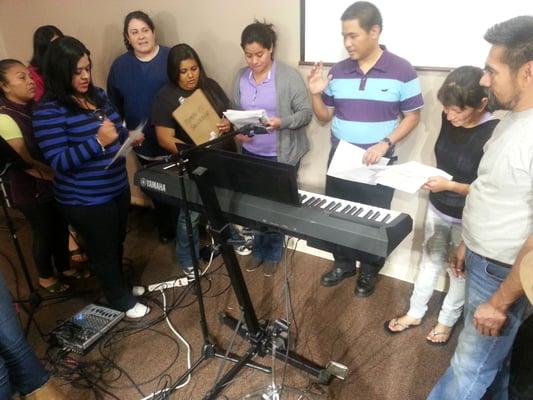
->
[175,141,338,399]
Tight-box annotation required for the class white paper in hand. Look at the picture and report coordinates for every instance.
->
[326,140,389,184]
[223,109,268,129]
[374,161,452,193]
[105,121,145,169]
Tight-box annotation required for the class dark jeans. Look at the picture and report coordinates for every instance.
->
[18,201,69,279]
[0,273,49,397]
[61,189,136,311]
[325,141,394,275]
[242,148,285,262]
[138,157,178,239]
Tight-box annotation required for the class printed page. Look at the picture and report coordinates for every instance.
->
[375,161,452,193]
[326,140,388,185]
[223,109,268,129]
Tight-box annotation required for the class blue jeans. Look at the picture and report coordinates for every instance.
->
[0,273,49,397]
[427,249,528,400]
[241,148,284,263]
[176,209,200,271]
[252,230,284,263]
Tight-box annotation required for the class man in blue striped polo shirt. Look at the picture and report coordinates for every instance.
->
[308,1,424,297]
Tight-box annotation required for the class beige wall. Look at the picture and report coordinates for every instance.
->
[0,0,456,287]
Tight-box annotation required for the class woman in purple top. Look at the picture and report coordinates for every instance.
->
[233,21,312,277]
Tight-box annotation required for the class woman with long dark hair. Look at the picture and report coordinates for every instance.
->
[28,25,63,101]
[33,37,149,318]
[151,43,233,276]
[0,58,70,293]
[28,25,88,265]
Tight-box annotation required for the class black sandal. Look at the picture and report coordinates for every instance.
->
[39,280,70,294]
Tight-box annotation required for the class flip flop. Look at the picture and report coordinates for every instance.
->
[384,317,421,335]
[426,326,453,346]
[39,280,70,294]
[63,268,92,280]
[69,230,89,263]
[69,248,89,264]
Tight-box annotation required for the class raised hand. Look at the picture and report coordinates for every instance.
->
[307,62,332,95]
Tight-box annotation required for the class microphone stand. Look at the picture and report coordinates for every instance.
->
[0,171,72,338]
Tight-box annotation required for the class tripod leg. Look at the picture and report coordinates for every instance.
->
[203,346,259,400]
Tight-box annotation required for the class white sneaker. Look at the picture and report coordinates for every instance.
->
[235,245,252,256]
[126,302,150,319]
[183,267,196,279]
[132,286,145,296]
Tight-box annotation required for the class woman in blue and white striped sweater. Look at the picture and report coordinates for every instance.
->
[33,36,149,319]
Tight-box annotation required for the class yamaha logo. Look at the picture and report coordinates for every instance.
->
[142,178,166,192]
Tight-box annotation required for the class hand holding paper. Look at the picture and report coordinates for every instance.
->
[374,161,452,194]
[223,109,269,130]
[105,122,144,169]
[327,140,389,184]
[326,140,452,193]
[423,175,454,193]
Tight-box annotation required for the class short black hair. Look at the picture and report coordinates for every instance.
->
[341,1,382,33]
[123,10,155,51]
[240,20,276,56]
[438,66,491,111]
[43,36,103,110]
[30,25,64,71]
[484,16,533,72]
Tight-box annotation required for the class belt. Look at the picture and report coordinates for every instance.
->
[485,257,512,269]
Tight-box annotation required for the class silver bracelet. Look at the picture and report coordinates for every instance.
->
[95,136,106,153]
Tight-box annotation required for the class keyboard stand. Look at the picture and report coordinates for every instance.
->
[189,165,336,400]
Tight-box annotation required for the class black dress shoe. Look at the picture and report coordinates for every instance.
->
[355,271,377,297]
[321,265,357,287]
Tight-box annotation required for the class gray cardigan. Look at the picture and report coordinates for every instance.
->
[232,61,312,165]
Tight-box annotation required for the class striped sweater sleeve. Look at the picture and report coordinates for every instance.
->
[33,103,104,172]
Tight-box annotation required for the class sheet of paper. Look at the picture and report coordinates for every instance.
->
[326,140,389,184]
[223,109,269,129]
[105,122,144,169]
[374,161,453,193]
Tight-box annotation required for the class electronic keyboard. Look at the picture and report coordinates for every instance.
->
[135,163,412,257]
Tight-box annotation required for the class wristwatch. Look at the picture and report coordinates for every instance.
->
[381,137,392,147]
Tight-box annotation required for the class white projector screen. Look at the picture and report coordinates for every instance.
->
[301,0,531,70]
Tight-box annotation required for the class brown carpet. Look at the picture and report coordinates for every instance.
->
[0,206,458,400]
